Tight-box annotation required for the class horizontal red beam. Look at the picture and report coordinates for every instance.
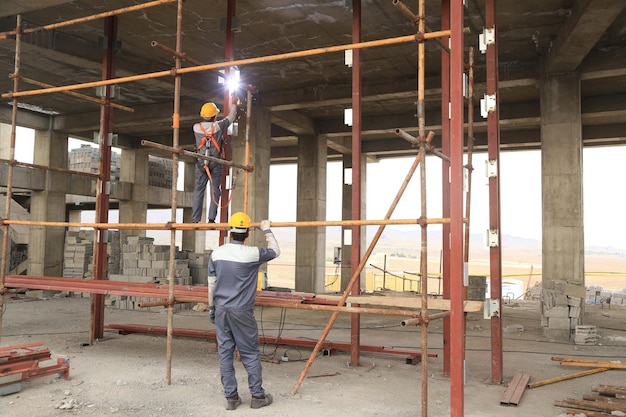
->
[105,323,437,359]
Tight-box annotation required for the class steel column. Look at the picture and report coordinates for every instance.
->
[90,16,117,343]
[449,0,466,415]
[350,0,363,368]
[219,0,236,243]
[486,0,504,385]
[440,0,452,377]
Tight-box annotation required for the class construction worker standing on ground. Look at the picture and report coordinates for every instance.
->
[207,212,280,410]
[191,95,239,223]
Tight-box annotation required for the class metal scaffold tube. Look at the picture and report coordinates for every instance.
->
[2,32,451,100]
[0,15,22,344]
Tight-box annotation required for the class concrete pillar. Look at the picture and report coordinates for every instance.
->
[340,153,366,291]
[540,72,585,339]
[118,148,148,244]
[295,135,327,293]
[230,103,271,262]
[29,129,68,277]
[0,123,13,159]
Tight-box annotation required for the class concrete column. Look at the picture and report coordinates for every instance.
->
[540,72,585,339]
[118,148,148,244]
[230,103,271,257]
[0,123,13,159]
[29,129,68,277]
[340,154,366,291]
[295,135,327,293]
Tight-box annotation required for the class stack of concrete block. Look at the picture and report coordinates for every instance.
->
[148,156,173,188]
[108,236,192,312]
[63,231,93,278]
[574,325,598,345]
[107,231,121,275]
[68,144,120,181]
[541,289,583,338]
[183,250,211,286]
[609,293,626,308]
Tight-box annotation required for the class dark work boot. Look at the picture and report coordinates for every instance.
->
[250,393,273,409]
[225,394,242,411]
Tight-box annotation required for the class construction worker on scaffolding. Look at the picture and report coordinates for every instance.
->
[191,95,240,223]
[207,212,280,410]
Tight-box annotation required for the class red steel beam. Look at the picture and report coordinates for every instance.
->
[449,1,466,416]
[350,0,363,367]
[91,16,117,343]
[104,323,438,360]
[440,0,452,376]
[486,0,504,385]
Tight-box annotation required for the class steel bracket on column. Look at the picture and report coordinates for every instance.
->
[479,27,495,54]
[480,93,496,118]
[486,228,499,247]
[484,298,500,319]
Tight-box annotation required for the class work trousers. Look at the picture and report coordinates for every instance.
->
[191,162,222,223]
[214,306,265,398]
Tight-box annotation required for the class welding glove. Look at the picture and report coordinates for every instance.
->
[260,220,271,231]
[209,306,215,324]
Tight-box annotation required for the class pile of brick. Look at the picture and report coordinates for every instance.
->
[148,156,173,188]
[574,325,598,345]
[108,236,193,311]
[63,230,93,278]
[68,144,120,181]
[541,287,583,338]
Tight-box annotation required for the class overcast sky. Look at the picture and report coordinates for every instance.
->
[10,126,626,250]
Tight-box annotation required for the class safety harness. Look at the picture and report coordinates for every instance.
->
[197,122,233,210]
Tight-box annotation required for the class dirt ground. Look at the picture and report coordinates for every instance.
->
[1,295,625,417]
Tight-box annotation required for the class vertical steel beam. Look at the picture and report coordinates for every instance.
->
[90,16,117,342]
[449,0,465,415]
[440,0,451,377]
[219,0,236,244]
[350,0,362,366]
[486,0,503,384]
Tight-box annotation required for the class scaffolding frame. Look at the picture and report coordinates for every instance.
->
[0,1,505,415]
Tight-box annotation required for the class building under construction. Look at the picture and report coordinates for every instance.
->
[1,1,626,416]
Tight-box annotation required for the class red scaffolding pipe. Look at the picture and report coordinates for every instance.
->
[486,0,504,385]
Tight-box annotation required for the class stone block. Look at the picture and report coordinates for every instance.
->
[548,317,571,330]
[544,306,569,318]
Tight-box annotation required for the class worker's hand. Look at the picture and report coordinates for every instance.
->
[209,306,215,324]
[260,220,271,231]
[231,95,240,106]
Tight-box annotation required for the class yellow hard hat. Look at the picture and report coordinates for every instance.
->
[200,102,219,118]
[229,212,251,232]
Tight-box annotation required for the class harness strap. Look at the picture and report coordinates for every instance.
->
[198,123,221,153]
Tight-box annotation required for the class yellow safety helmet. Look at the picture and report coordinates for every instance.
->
[200,102,220,119]
[229,212,251,232]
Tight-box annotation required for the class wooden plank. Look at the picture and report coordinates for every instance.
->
[500,373,531,406]
[316,294,483,312]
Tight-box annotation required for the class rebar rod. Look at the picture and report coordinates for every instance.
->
[2,32,451,100]
[0,15,21,344]
[141,139,253,172]
[0,0,178,39]
[401,311,450,327]
[292,138,431,395]
[11,74,134,112]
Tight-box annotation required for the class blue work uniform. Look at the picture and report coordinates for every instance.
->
[207,230,280,399]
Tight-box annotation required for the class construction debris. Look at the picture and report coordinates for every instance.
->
[0,342,70,396]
